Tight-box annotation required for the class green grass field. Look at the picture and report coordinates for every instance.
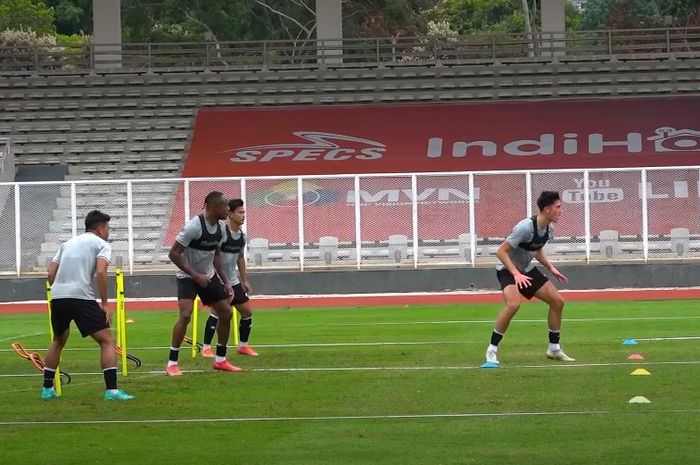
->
[1,300,699,465]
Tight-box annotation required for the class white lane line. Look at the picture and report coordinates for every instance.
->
[2,409,699,427]
[2,360,700,379]
[314,316,700,327]
[635,336,700,341]
[0,341,470,353]
[0,332,46,343]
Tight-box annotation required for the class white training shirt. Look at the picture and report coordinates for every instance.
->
[50,232,112,300]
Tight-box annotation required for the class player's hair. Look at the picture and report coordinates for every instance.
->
[85,210,110,232]
[228,198,244,212]
[537,191,561,211]
[203,191,225,208]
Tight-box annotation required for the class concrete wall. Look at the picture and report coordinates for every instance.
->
[2,263,699,302]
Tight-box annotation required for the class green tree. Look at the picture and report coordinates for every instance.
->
[427,0,581,35]
[0,0,56,35]
[45,0,92,35]
[581,0,700,30]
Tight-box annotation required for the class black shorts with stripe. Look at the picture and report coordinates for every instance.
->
[231,282,250,306]
[50,298,110,338]
[177,276,229,306]
[496,267,549,300]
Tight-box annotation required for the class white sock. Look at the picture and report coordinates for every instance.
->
[549,343,561,352]
[202,344,211,350]
[167,360,178,367]
[215,356,226,363]
[239,342,249,347]
[108,389,119,394]
[488,344,498,352]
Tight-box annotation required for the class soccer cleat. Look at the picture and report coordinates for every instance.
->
[41,387,60,400]
[237,345,259,357]
[485,347,500,365]
[201,347,215,358]
[165,364,183,376]
[547,349,576,362]
[212,360,243,372]
[104,389,135,401]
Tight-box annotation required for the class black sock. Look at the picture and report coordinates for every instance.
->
[103,367,118,390]
[216,344,227,358]
[203,315,219,346]
[490,330,504,346]
[43,367,56,389]
[239,317,252,344]
[169,347,180,363]
[549,330,561,344]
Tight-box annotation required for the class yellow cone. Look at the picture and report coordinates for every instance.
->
[631,368,651,376]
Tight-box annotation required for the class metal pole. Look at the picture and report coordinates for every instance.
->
[583,170,591,263]
[241,178,249,262]
[126,181,134,274]
[183,180,190,225]
[297,177,305,271]
[411,174,419,269]
[354,176,362,270]
[14,185,21,276]
[641,169,649,261]
[70,182,78,238]
[525,171,533,217]
[468,173,477,267]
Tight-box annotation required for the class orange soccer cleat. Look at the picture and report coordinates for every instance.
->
[236,345,259,357]
[212,360,243,372]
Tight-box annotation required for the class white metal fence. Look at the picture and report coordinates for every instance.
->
[1,166,699,276]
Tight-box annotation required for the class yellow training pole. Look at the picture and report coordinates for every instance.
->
[116,269,128,376]
[232,306,240,347]
[191,298,199,358]
[46,280,61,395]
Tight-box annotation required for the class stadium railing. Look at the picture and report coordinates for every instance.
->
[1,166,699,276]
[0,27,699,74]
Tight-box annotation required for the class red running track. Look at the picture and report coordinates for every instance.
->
[1,289,700,315]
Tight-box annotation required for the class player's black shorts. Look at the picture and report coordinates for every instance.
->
[231,283,250,306]
[497,267,549,300]
[50,298,110,338]
[177,276,229,306]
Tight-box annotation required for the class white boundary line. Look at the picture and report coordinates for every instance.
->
[2,360,700,378]
[2,409,700,427]
[3,286,700,306]
[635,336,700,341]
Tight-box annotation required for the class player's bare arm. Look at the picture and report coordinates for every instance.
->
[95,258,111,320]
[238,250,251,293]
[47,261,59,285]
[169,242,209,288]
[535,249,568,282]
[496,242,532,288]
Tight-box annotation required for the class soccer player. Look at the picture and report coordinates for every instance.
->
[167,191,240,376]
[42,210,133,400]
[484,191,575,365]
[201,198,258,358]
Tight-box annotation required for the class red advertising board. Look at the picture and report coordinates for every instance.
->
[184,97,700,177]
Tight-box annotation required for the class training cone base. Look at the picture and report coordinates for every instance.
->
[480,361,500,369]
[627,353,645,361]
[631,368,651,376]
[622,339,638,346]
[628,396,651,404]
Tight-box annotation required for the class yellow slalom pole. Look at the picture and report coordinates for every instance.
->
[46,280,61,395]
[192,298,199,358]
[116,269,128,376]
[232,306,240,347]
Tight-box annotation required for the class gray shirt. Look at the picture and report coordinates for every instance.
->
[51,232,112,300]
[175,216,225,280]
[220,227,244,286]
[496,218,554,273]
